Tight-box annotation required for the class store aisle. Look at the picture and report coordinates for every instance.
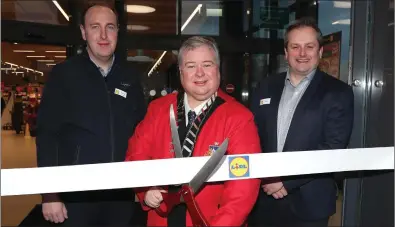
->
[1,130,41,226]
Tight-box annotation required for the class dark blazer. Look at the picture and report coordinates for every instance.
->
[250,69,354,220]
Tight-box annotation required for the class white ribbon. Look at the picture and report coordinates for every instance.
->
[1,147,394,196]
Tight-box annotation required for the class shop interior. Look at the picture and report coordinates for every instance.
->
[1,0,393,226]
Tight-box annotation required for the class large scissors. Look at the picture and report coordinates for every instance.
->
[155,104,229,227]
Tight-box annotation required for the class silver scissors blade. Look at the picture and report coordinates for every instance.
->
[188,138,229,194]
[170,104,183,158]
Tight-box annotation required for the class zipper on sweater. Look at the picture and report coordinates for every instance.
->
[84,55,116,162]
[103,74,115,162]
[73,145,81,164]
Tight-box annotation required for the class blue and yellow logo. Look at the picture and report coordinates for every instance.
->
[229,156,249,178]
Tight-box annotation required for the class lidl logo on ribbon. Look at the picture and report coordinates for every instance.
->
[229,156,250,178]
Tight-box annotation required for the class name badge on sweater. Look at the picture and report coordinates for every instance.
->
[260,98,270,105]
[114,88,127,98]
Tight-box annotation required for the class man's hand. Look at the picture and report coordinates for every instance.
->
[271,187,288,199]
[144,187,167,208]
[42,202,68,223]
[262,181,288,199]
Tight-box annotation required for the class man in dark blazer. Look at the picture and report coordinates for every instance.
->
[248,17,354,227]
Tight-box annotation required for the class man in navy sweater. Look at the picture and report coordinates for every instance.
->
[36,2,146,226]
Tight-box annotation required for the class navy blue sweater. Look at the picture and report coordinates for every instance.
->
[36,50,146,202]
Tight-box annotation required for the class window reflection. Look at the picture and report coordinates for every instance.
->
[318,0,351,82]
[252,0,296,39]
[126,49,178,102]
[181,1,221,35]
[1,0,70,25]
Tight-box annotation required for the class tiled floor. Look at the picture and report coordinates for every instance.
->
[1,129,342,226]
[1,130,41,226]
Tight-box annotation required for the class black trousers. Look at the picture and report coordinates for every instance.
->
[249,219,329,227]
[61,200,135,226]
[248,190,329,227]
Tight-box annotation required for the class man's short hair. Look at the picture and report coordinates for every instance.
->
[178,36,220,66]
[284,17,323,48]
[80,2,119,26]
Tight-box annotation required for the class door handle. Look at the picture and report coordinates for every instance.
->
[352,79,362,87]
[374,80,384,87]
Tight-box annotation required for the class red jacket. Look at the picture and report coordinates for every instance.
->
[126,90,261,226]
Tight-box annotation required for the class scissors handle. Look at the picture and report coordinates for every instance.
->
[155,185,210,227]
[155,190,182,217]
[181,185,210,227]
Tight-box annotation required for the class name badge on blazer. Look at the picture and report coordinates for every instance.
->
[260,98,271,105]
[114,88,127,98]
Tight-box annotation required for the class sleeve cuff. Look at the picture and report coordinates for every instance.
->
[42,193,61,203]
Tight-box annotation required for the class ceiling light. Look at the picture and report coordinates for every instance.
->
[13,50,35,53]
[207,8,222,17]
[54,56,66,58]
[45,50,66,53]
[333,1,351,8]
[332,19,350,25]
[127,25,150,31]
[127,5,155,13]
[149,90,156,96]
[26,56,46,58]
[37,60,55,62]
[4,62,18,67]
[52,0,69,21]
[147,51,167,76]
[4,62,43,76]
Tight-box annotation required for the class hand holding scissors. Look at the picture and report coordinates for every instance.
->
[155,104,229,227]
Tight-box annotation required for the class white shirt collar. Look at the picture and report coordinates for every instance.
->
[184,93,209,126]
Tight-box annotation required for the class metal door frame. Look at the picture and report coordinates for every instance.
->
[342,0,394,226]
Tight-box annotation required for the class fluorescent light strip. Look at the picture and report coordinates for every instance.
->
[206,8,222,17]
[4,62,18,67]
[4,62,43,76]
[13,50,35,53]
[333,1,351,8]
[55,56,67,58]
[147,51,167,76]
[181,4,203,31]
[46,50,66,53]
[52,0,69,21]
[332,19,350,25]
[148,4,203,76]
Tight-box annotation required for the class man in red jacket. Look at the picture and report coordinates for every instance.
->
[126,36,261,226]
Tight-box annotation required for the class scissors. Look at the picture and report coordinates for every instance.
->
[155,104,229,227]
